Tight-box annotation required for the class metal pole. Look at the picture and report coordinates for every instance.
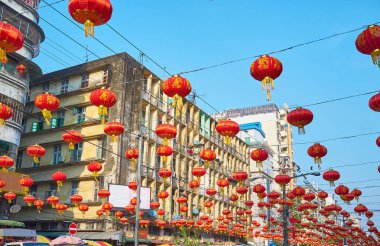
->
[282,188,289,246]
[134,126,145,246]
[266,177,271,246]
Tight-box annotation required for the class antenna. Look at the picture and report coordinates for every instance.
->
[189,90,207,104]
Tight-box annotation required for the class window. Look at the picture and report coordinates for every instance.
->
[73,107,86,124]
[31,121,43,132]
[61,78,69,94]
[71,181,79,195]
[29,185,37,197]
[141,110,146,126]
[143,79,147,91]
[42,83,50,92]
[45,183,57,199]
[51,110,65,128]
[52,144,62,165]
[21,119,27,133]
[102,69,108,84]
[70,142,83,162]
[80,74,89,88]
[16,150,23,169]
[96,139,103,159]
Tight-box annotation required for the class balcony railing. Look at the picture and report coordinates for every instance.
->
[18,0,39,9]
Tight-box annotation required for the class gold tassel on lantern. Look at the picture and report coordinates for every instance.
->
[42,109,52,125]
[69,143,74,150]
[371,49,380,67]
[23,187,29,195]
[93,172,99,182]
[224,136,231,145]
[0,48,5,62]
[204,161,210,168]
[172,95,183,117]
[33,156,40,164]
[262,76,274,101]
[56,181,62,192]
[84,20,94,37]
[111,135,117,142]
[98,105,108,124]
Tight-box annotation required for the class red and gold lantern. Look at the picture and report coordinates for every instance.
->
[128,180,138,192]
[34,93,60,125]
[120,217,128,224]
[369,93,380,112]
[68,0,113,37]
[70,194,83,206]
[16,64,26,76]
[274,174,291,190]
[78,203,89,215]
[307,143,327,169]
[155,124,177,145]
[204,200,213,213]
[252,184,266,194]
[102,202,113,215]
[158,190,169,202]
[192,166,206,181]
[232,170,248,186]
[334,185,349,196]
[47,195,59,208]
[157,145,173,166]
[161,75,192,116]
[189,179,200,190]
[355,25,380,67]
[150,201,160,210]
[104,121,124,142]
[114,211,123,219]
[125,148,138,166]
[216,119,240,145]
[158,168,172,183]
[0,21,24,61]
[98,189,110,202]
[87,161,103,180]
[62,130,82,150]
[4,192,16,203]
[34,199,44,213]
[323,169,340,187]
[26,144,46,164]
[51,171,67,191]
[250,148,269,168]
[216,178,229,192]
[250,55,283,100]
[351,189,362,201]
[286,107,313,134]
[206,188,217,197]
[0,179,6,192]
[56,203,68,215]
[200,149,216,168]
[0,155,14,172]
[19,177,34,194]
[23,195,36,206]
[89,88,117,123]
[0,103,12,126]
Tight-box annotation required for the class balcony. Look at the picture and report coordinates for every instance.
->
[18,0,39,9]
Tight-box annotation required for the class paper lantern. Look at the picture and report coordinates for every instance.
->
[78,203,89,215]
[62,130,82,150]
[98,189,110,202]
[16,64,26,76]
[26,144,46,164]
[287,107,313,134]
[161,75,191,116]
[0,21,24,61]
[51,171,67,191]
[355,25,380,67]
[70,194,83,206]
[89,88,117,123]
[307,143,327,169]
[0,103,12,126]
[200,149,216,168]
[157,145,173,166]
[23,195,36,206]
[104,121,124,142]
[216,119,240,145]
[34,199,44,213]
[34,93,60,125]
[0,155,14,171]
[87,161,103,180]
[19,177,34,194]
[155,124,177,145]
[250,148,268,168]
[4,192,16,203]
[323,169,340,187]
[47,195,59,208]
[158,168,172,183]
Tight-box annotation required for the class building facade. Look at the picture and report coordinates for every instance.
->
[0,0,44,155]
[13,53,251,243]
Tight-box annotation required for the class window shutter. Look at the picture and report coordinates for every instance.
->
[31,122,38,132]
[51,118,57,128]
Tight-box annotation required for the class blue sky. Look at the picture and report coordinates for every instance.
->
[35,0,380,226]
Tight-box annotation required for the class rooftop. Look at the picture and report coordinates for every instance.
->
[221,104,279,118]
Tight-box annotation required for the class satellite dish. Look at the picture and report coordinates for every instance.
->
[10,204,21,213]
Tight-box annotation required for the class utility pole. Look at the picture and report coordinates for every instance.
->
[134,125,145,246]
[282,187,289,246]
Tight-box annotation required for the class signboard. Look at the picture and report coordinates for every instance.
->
[0,172,26,194]
[69,223,77,235]
[109,184,151,209]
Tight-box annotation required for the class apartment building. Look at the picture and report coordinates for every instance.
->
[12,53,251,243]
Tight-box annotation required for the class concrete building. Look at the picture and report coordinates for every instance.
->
[0,0,44,155]
[13,53,251,243]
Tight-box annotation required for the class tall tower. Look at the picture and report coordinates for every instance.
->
[0,0,44,157]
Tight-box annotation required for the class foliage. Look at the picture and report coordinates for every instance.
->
[172,227,200,246]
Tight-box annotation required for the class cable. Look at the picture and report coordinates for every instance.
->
[322,160,379,172]
[319,178,380,186]
[1,0,65,20]
[176,21,380,75]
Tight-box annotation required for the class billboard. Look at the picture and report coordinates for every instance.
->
[0,172,25,194]
[108,184,151,210]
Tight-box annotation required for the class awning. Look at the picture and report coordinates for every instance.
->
[0,220,25,227]
[122,237,151,244]
[37,235,51,243]
[38,232,68,238]
[0,229,36,237]
[75,231,123,242]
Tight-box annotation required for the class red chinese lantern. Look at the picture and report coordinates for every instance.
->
[376,136,380,147]
[104,121,124,142]
[34,93,60,125]
[26,144,46,163]
[189,179,200,190]
[89,88,117,123]
[245,200,254,207]
[274,174,291,190]
[200,149,216,168]
[334,185,349,196]
[4,192,16,203]
[157,145,173,166]
[68,0,113,37]
[250,148,268,168]
[161,75,192,116]
[56,203,68,215]
[51,171,67,191]
[70,194,83,206]
[150,201,160,210]
[157,209,165,217]
[351,189,362,201]
[303,193,316,202]
[96,209,104,218]
[120,217,128,224]
[0,179,6,191]
[323,169,340,187]
[158,190,169,202]
[341,193,355,205]
[216,119,240,145]
[317,191,328,203]
[34,199,44,213]
[0,155,14,171]
[125,148,138,166]
[286,192,296,200]
[206,188,217,197]
[365,211,374,220]
[250,55,283,100]
[268,191,281,200]
[62,130,82,150]
[130,197,137,206]
[128,180,138,192]
[354,204,367,216]
[286,107,313,134]
[98,189,110,202]
[0,103,12,126]
[236,187,249,198]
[252,184,266,194]
[355,25,380,67]
[47,196,59,208]
[204,200,213,213]
[216,178,229,192]
[156,220,166,229]
[87,161,103,180]
[158,168,172,183]
[192,166,206,181]
[125,204,135,214]
[19,177,34,194]
[369,93,380,112]
[102,202,113,215]
[229,194,239,202]
[180,205,189,215]
[155,124,177,145]
[232,171,248,186]
[307,143,327,169]
[23,195,36,206]
[0,21,24,61]
[78,203,89,215]
[16,64,26,76]
[222,209,231,216]
[176,196,187,204]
